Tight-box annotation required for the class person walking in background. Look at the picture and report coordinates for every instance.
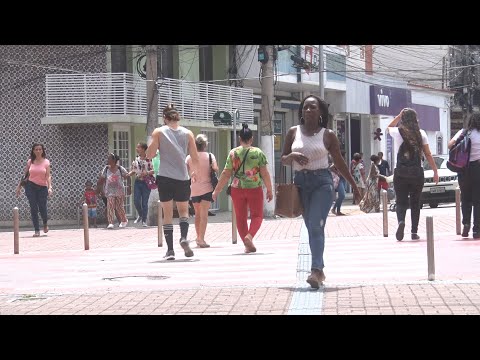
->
[359,154,385,213]
[387,108,438,241]
[98,153,131,229]
[213,123,273,254]
[15,143,53,237]
[281,95,360,289]
[377,151,390,200]
[351,153,366,204]
[146,103,199,261]
[448,113,480,238]
[128,142,154,227]
[81,180,98,228]
[330,151,347,216]
[186,134,218,248]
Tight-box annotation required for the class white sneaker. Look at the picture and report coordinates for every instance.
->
[134,216,141,224]
[119,221,128,228]
[107,224,114,229]
[142,221,148,227]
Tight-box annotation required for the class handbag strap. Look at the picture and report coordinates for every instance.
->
[232,148,250,179]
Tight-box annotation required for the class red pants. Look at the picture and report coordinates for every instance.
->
[231,186,264,241]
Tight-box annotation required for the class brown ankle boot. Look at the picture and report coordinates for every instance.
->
[306,269,326,289]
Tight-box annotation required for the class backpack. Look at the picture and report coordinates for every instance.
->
[394,128,424,179]
[447,129,471,173]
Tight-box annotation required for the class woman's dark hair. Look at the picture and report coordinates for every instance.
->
[353,153,362,161]
[137,142,148,151]
[239,123,253,142]
[30,143,46,161]
[468,113,480,131]
[163,103,180,121]
[108,153,120,164]
[298,94,329,128]
[398,108,423,156]
[370,154,379,163]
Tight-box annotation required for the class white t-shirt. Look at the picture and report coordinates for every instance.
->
[452,128,480,162]
[387,127,429,168]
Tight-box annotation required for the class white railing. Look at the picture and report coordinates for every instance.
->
[45,73,254,123]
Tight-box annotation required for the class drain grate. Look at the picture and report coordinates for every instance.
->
[9,294,49,303]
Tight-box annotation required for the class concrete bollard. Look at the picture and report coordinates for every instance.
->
[455,187,461,235]
[382,189,388,237]
[157,200,163,247]
[82,203,89,250]
[13,207,19,255]
[426,216,435,281]
[232,206,237,244]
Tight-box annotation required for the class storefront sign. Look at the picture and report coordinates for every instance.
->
[370,85,412,116]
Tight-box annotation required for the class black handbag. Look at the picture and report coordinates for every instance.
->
[20,161,31,187]
[20,171,30,187]
[209,153,219,189]
[226,148,250,196]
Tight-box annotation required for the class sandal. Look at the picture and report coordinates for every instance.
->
[243,236,256,253]
[196,241,210,248]
[43,224,49,233]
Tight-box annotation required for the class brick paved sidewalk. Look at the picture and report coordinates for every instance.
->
[1,205,480,315]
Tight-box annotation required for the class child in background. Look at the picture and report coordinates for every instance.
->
[83,180,98,228]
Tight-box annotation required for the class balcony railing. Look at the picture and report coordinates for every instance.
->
[45,73,254,123]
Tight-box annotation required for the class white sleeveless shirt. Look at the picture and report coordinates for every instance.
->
[291,125,329,171]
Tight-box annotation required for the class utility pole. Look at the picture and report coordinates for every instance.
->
[319,45,324,99]
[146,45,158,141]
[145,45,159,226]
[461,45,473,128]
[260,45,275,217]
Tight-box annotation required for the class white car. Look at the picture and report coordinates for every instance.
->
[421,155,458,208]
[385,155,458,208]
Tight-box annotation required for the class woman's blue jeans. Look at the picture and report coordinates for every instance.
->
[25,181,48,232]
[134,179,151,222]
[294,169,334,271]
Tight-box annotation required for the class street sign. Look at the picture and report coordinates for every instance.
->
[213,111,232,126]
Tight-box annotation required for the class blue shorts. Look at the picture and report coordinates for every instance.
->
[88,208,97,218]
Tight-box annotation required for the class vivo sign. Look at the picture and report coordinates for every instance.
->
[377,89,390,107]
[370,85,411,116]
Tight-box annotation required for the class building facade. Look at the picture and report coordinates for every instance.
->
[1,45,254,226]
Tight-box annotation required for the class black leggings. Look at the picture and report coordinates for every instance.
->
[393,173,424,233]
[458,161,480,232]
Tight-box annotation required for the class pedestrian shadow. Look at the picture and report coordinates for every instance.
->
[228,252,274,256]
[278,285,361,293]
[454,238,480,242]
[151,259,200,263]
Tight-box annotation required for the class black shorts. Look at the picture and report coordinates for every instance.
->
[157,176,191,202]
[191,191,214,204]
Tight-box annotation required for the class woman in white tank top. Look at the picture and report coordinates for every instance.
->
[281,95,360,289]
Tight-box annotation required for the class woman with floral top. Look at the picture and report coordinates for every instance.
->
[99,153,131,229]
[128,142,155,227]
[213,123,273,254]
